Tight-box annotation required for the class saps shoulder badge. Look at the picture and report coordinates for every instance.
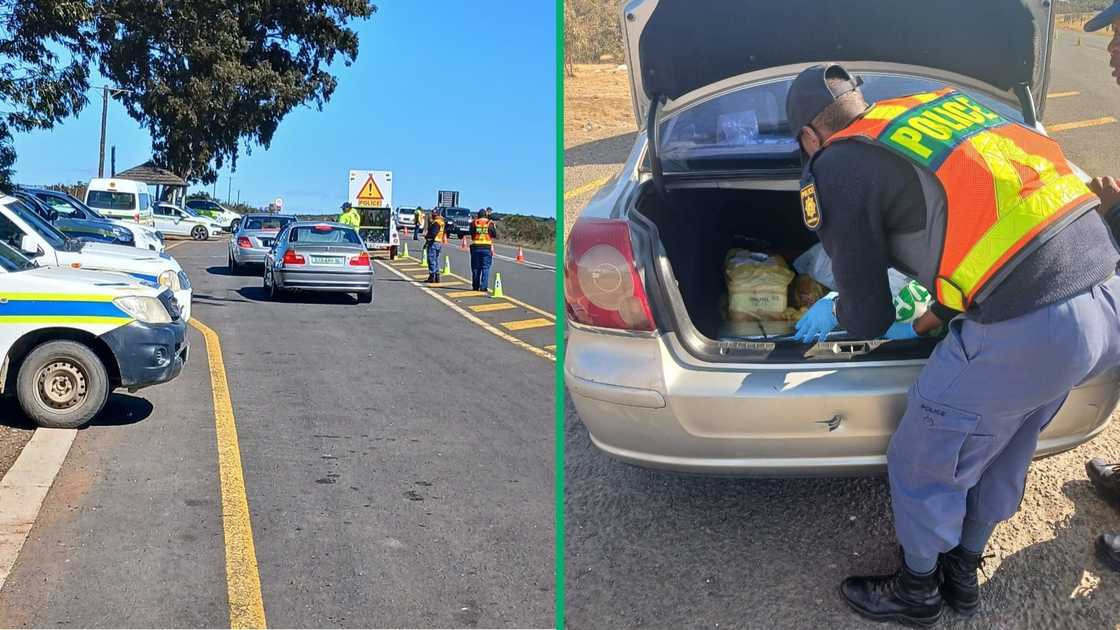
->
[800,176,821,230]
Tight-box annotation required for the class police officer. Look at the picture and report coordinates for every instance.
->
[413,206,424,241]
[424,207,446,283]
[338,202,361,229]
[1082,1,1120,574]
[469,207,498,292]
[786,63,1120,624]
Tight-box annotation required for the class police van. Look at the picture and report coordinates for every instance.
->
[0,240,187,427]
[85,178,156,226]
[0,194,193,320]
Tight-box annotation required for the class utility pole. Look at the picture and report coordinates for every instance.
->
[237,189,240,204]
[110,146,116,177]
[97,86,131,177]
[227,177,233,204]
[213,178,218,198]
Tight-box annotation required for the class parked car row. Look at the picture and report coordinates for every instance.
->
[228,214,374,304]
[0,189,192,429]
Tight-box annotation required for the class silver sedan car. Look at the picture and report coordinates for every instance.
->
[564,0,1120,476]
[228,214,296,272]
[263,222,374,303]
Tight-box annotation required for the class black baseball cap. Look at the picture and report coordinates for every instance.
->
[1085,2,1120,32]
[786,63,864,138]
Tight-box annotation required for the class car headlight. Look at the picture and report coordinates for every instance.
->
[113,295,172,324]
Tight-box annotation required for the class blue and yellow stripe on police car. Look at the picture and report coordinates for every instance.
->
[0,293,132,326]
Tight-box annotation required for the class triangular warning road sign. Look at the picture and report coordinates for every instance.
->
[355,174,384,206]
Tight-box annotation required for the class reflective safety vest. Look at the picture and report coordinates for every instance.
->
[813,88,1097,312]
[470,217,493,246]
[339,209,361,228]
[432,216,447,243]
[414,210,423,226]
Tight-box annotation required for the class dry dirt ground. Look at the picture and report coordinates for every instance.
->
[563,63,638,231]
[0,408,34,479]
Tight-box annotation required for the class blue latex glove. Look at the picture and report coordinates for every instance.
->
[793,294,838,343]
[884,321,919,340]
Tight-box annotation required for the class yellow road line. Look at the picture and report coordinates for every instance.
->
[411,274,430,280]
[1047,91,1080,98]
[376,260,555,362]
[189,318,267,629]
[447,290,488,298]
[429,281,466,287]
[564,175,612,201]
[165,241,189,251]
[545,344,556,351]
[397,255,556,321]
[1049,116,1118,133]
[470,302,517,313]
[501,317,553,331]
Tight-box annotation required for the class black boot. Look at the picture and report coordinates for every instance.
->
[841,564,942,627]
[433,273,441,283]
[937,546,983,615]
[1087,458,1120,509]
[1098,532,1120,573]
[424,273,435,283]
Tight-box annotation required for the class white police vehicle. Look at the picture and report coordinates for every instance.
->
[0,240,187,427]
[0,195,193,320]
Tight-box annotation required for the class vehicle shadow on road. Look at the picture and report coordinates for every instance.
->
[234,286,359,305]
[206,265,262,278]
[0,393,152,430]
[565,131,637,167]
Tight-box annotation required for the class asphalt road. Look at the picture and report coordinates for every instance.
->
[400,232,557,314]
[0,238,554,628]
[563,27,1120,629]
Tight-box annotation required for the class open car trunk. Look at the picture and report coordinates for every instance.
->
[633,184,942,363]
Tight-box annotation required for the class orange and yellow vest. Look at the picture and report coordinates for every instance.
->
[810,88,1096,312]
[470,217,493,246]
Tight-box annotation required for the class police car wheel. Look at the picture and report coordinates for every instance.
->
[191,225,208,240]
[16,341,109,429]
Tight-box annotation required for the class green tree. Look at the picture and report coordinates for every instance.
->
[0,0,94,184]
[91,0,377,184]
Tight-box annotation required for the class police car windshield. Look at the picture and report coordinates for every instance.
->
[658,73,1022,174]
[8,199,68,249]
[0,240,34,272]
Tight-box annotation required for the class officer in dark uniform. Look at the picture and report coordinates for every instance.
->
[786,63,1120,624]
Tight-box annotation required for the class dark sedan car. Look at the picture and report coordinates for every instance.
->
[8,188,135,247]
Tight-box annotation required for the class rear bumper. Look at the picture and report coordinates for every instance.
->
[275,268,374,292]
[102,320,188,390]
[233,246,269,264]
[565,327,1120,476]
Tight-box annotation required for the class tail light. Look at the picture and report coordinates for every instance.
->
[133,211,140,223]
[564,218,654,331]
[282,249,305,265]
[236,236,252,248]
[349,251,371,267]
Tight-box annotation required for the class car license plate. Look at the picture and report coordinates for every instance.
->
[311,255,344,265]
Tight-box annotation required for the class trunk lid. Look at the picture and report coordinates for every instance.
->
[623,0,1054,126]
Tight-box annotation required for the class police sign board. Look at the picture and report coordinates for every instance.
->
[348,170,393,209]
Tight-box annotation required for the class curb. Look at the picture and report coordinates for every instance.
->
[0,428,77,592]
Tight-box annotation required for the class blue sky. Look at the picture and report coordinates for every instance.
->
[12,1,556,217]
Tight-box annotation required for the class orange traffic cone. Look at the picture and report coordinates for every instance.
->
[515,246,525,264]
[460,237,468,251]
[403,227,410,238]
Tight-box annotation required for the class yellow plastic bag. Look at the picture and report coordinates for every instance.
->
[724,249,795,321]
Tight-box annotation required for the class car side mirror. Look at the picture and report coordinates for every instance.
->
[19,235,42,257]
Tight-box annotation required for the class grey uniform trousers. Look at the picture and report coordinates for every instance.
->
[887,275,1120,558]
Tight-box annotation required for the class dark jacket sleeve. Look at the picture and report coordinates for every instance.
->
[811,149,901,339]
[1103,203,1120,244]
[426,222,438,241]
[489,223,498,239]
